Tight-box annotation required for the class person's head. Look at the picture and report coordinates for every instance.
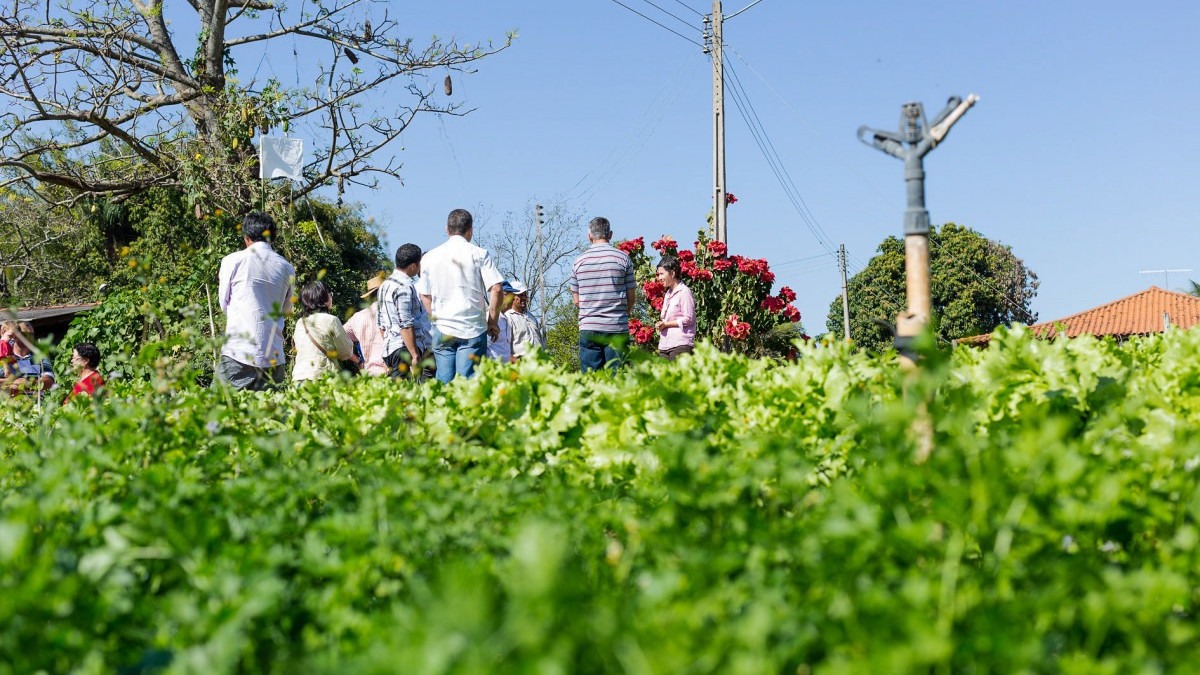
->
[0,320,16,342]
[72,342,101,371]
[504,279,530,313]
[299,280,332,316]
[394,243,423,274]
[656,256,681,288]
[9,321,34,355]
[447,209,473,239]
[587,217,612,243]
[242,211,276,245]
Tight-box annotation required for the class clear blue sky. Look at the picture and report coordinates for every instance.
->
[321,0,1200,334]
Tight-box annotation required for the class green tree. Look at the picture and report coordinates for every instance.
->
[828,222,1038,351]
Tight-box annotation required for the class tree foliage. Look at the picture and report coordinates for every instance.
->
[0,0,511,213]
[827,222,1038,351]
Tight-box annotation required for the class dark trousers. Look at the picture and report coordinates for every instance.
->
[214,355,286,391]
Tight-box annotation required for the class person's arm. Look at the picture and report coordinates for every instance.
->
[217,256,236,312]
[625,259,636,316]
[486,283,502,340]
[399,326,420,367]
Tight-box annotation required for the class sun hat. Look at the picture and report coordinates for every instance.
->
[362,274,384,299]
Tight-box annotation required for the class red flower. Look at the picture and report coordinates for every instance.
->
[678,249,695,263]
[651,235,677,253]
[617,237,644,255]
[778,286,796,303]
[724,313,751,340]
[681,260,698,278]
[650,296,664,311]
[642,280,665,299]
[706,240,728,258]
[725,192,738,205]
[782,305,801,323]
[691,267,713,281]
[759,270,775,285]
[712,257,733,272]
[760,296,785,313]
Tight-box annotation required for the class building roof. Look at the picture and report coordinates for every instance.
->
[1,303,99,323]
[959,286,1200,345]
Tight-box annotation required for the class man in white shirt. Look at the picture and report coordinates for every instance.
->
[216,211,295,390]
[417,209,504,383]
[503,280,544,360]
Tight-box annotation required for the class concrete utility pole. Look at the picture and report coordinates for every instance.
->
[838,243,851,342]
[535,203,546,333]
[704,2,727,243]
[858,94,979,362]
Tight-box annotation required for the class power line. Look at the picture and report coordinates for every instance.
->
[606,0,704,47]
[721,58,836,256]
[562,52,701,204]
[669,0,705,17]
[635,0,699,31]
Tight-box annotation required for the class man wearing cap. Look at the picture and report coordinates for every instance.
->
[343,273,389,376]
[503,280,544,360]
[378,243,432,379]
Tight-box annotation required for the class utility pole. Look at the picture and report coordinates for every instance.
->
[858,94,979,364]
[535,203,546,333]
[838,243,851,342]
[704,2,727,243]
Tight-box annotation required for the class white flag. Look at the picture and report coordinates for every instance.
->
[259,136,304,181]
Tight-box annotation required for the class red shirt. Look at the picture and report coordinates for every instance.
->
[66,370,105,403]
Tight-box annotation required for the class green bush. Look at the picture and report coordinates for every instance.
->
[3,328,1200,673]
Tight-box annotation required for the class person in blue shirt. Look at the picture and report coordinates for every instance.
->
[2,321,54,396]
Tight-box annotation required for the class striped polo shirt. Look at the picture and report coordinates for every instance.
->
[570,242,636,332]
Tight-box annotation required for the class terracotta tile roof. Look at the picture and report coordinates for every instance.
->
[959,286,1200,345]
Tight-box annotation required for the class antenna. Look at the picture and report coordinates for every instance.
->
[1139,268,1192,289]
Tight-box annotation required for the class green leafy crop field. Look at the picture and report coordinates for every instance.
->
[3,329,1200,673]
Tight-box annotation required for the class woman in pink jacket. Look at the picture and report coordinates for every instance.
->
[654,256,696,360]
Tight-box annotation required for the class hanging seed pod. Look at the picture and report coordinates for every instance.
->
[444,74,452,96]
[344,47,359,64]
[363,19,372,41]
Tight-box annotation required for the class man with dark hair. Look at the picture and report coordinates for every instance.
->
[569,216,636,372]
[417,209,505,382]
[378,243,432,379]
[216,211,295,390]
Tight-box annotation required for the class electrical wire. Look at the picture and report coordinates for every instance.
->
[669,0,705,17]
[559,52,701,204]
[722,58,837,256]
[725,0,765,21]
[606,0,705,47]
[635,0,699,31]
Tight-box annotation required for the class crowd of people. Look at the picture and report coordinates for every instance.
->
[216,208,696,391]
[5,206,699,400]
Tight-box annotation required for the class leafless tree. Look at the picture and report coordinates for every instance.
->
[475,200,586,330]
[0,0,512,212]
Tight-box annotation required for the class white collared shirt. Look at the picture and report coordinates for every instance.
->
[504,308,544,357]
[416,235,504,339]
[218,241,295,367]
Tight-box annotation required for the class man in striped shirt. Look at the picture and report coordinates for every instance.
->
[569,217,636,372]
[377,243,432,379]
